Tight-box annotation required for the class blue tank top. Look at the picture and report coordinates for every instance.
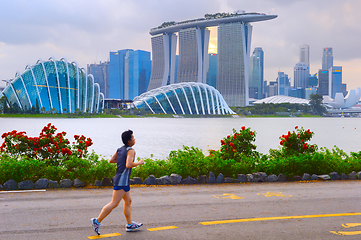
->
[113,145,134,187]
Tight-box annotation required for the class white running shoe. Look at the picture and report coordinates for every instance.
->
[126,221,143,232]
[91,218,101,235]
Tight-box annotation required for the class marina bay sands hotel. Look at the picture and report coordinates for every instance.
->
[147,12,277,107]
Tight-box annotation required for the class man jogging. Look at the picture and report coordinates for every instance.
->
[91,130,144,235]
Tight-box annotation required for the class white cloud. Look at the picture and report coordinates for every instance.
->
[0,0,360,90]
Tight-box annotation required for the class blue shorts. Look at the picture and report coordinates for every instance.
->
[113,186,130,192]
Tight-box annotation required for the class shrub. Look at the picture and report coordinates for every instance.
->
[220,126,258,161]
[278,126,316,155]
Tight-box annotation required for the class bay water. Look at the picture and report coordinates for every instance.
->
[0,117,360,160]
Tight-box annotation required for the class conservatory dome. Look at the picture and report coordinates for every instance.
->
[132,82,235,115]
[1,57,104,113]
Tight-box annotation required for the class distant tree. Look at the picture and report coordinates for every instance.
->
[309,94,326,115]
[35,99,40,114]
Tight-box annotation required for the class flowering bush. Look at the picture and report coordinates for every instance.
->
[278,126,317,155]
[220,126,258,161]
[0,123,93,165]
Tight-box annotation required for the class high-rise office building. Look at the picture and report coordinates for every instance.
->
[124,50,152,100]
[300,44,310,67]
[109,49,151,100]
[217,22,252,107]
[109,49,130,99]
[318,69,329,96]
[87,61,109,97]
[308,73,318,87]
[329,66,342,98]
[294,62,309,89]
[277,71,290,96]
[322,48,333,70]
[268,81,278,97]
[249,47,264,99]
[207,53,217,88]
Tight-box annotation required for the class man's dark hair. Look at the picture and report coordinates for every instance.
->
[121,130,133,145]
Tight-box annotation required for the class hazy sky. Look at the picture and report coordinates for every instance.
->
[1,0,361,91]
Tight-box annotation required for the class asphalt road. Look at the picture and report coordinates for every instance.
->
[1,180,361,240]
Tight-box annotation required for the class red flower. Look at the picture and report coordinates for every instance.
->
[303,143,308,149]
[295,126,298,129]
[250,131,253,135]
[220,140,225,145]
[241,126,245,130]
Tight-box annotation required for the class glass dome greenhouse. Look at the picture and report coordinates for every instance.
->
[1,57,104,113]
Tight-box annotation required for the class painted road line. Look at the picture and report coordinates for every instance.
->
[0,190,46,193]
[87,233,121,239]
[199,212,361,225]
[330,222,361,236]
[342,223,361,228]
[257,192,292,198]
[330,230,361,236]
[147,226,178,231]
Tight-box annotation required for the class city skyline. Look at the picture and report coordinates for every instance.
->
[1,0,361,91]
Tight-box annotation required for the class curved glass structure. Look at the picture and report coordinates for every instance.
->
[133,82,235,115]
[1,57,104,113]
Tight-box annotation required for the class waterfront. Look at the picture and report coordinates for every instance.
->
[0,117,360,159]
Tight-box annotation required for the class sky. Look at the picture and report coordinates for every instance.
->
[1,0,361,91]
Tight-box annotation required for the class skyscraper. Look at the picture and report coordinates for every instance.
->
[318,70,329,96]
[329,66,342,98]
[109,49,130,99]
[300,44,310,67]
[87,61,109,97]
[217,22,252,107]
[277,71,290,96]
[147,33,177,90]
[294,62,309,89]
[177,27,210,84]
[109,49,151,100]
[322,48,333,70]
[249,47,264,99]
[207,53,217,88]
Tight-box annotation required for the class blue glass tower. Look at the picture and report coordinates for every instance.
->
[249,47,264,99]
[109,49,151,100]
[329,66,342,98]
[277,71,290,96]
[207,53,217,88]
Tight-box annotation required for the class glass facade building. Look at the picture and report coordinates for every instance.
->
[109,49,151,100]
[133,82,234,115]
[318,70,329,96]
[249,47,264,99]
[277,71,290,96]
[329,66,342,99]
[1,57,104,113]
[87,61,109,97]
[207,53,217,88]
[322,47,333,71]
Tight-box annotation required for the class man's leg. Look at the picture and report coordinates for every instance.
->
[123,191,132,224]
[98,190,125,223]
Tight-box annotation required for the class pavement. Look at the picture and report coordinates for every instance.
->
[1,180,361,240]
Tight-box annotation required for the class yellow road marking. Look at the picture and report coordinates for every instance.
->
[342,223,361,228]
[331,222,361,235]
[257,192,292,198]
[330,230,361,236]
[199,213,361,225]
[147,226,178,231]
[87,233,121,239]
[213,193,244,200]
